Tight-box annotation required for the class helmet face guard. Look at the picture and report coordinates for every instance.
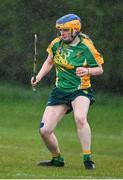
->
[56,14,81,43]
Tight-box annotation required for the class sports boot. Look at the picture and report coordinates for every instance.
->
[84,160,95,170]
[38,156,64,167]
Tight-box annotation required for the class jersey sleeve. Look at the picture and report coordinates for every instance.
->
[46,37,61,57]
[83,38,104,67]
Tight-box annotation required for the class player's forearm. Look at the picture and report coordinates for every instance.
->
[88,65,103,76]
[36,61,53,82]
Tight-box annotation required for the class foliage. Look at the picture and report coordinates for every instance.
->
[0,0,123,92]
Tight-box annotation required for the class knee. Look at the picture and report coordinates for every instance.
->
[39,127,51,138]
[39,122,47,137]
[75,115,87,127]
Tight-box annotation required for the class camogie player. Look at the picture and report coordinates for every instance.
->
[31,14,104,169]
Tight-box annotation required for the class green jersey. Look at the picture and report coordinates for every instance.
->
[47,34,104,92]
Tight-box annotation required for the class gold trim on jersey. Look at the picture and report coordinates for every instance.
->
[46,37,61,56]
[82,38,104,65]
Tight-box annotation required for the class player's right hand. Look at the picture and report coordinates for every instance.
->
[31,76,39,86]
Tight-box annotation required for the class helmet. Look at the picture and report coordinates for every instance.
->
[56,14,81,32]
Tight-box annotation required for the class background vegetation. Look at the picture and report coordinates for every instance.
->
[0,0,123,92]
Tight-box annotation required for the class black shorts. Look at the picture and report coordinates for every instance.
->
[47,87,95,114]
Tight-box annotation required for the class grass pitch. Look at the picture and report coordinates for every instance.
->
[0,83,123,179]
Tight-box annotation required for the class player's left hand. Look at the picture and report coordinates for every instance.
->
[76,67,89,77]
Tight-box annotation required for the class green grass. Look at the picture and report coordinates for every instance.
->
[0,83,123,179]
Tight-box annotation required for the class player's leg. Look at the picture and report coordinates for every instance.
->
[38,104,68,166]
[72,96,95,169]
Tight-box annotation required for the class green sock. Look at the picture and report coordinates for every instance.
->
[83,154,91,161]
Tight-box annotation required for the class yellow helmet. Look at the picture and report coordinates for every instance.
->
[56,14,81,32]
